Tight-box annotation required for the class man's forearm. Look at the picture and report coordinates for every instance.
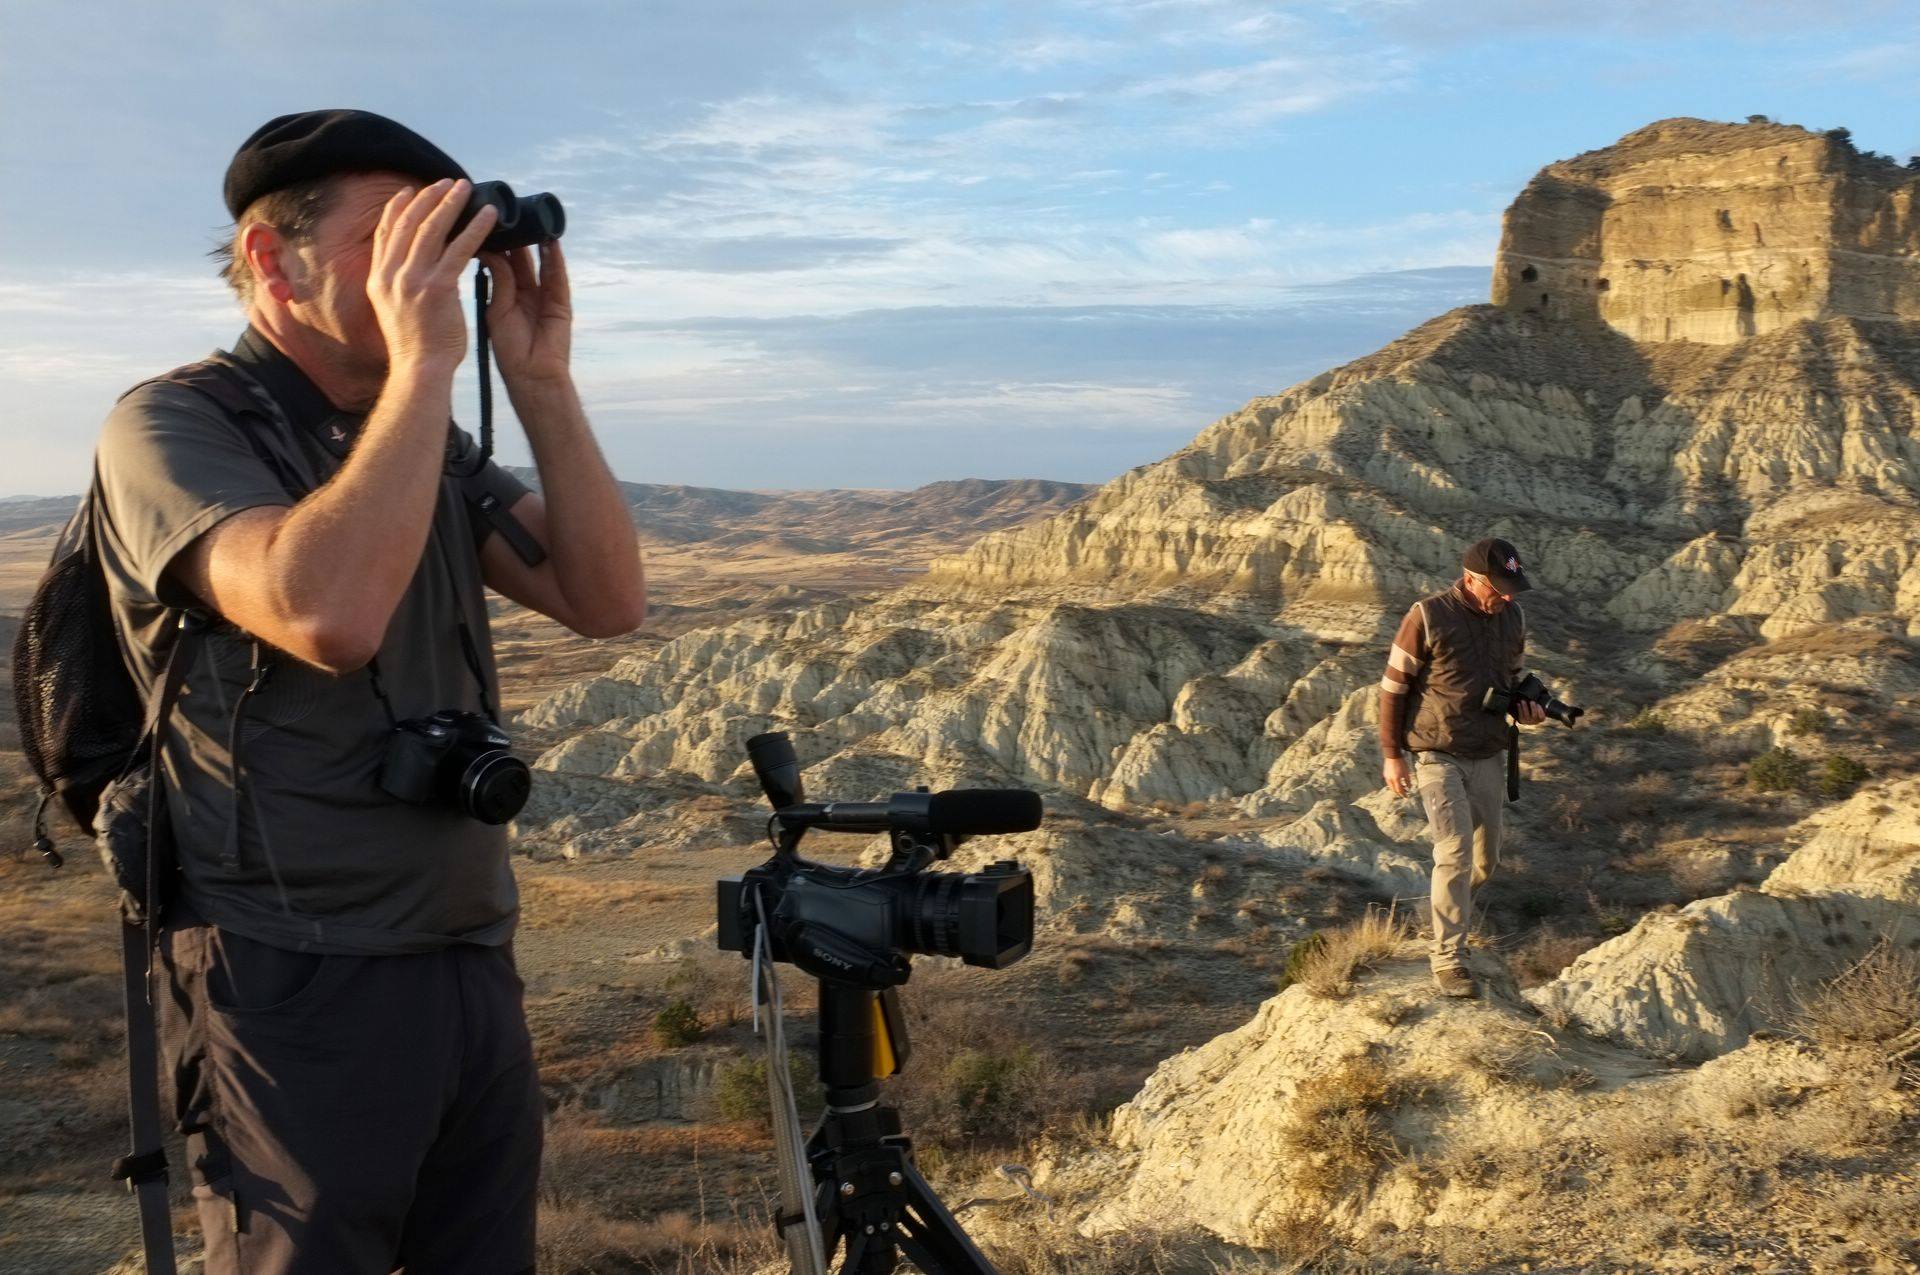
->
[512,378,645,632]
[1379,689,1407,759]
[264,361,454,655]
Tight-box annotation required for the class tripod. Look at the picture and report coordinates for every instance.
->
[800,983,997,1274]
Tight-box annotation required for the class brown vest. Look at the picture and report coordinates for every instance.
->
[1403,582,1525,760]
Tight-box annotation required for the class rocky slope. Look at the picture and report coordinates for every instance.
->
[1531,777,1920,1060]
[522,120,1920,920]
[958,775,1918,1269]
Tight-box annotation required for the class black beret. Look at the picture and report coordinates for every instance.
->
[223,109,468,219]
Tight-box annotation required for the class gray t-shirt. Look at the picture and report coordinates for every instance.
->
[94,327,532,954]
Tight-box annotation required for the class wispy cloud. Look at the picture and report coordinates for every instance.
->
[4,0,1914,494]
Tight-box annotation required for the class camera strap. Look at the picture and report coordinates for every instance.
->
[1507,719,1520,802]
[426,512,500,725]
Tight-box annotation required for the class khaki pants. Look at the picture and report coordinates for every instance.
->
[1414,750,1505,969]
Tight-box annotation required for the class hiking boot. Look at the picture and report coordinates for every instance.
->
[1433,965,1475,998]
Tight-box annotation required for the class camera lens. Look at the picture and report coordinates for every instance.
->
[460,750,532,825]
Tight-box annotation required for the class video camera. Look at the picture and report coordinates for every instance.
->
[716,731,1040,1275]
[717,732,1037,985]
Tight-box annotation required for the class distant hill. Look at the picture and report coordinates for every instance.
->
[505,470,1095,553]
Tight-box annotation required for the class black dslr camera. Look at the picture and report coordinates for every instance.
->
[1484,672,1584,727]
[380,709,531,825]
[717,732,1037,986]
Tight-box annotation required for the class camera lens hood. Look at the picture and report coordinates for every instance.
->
[461,750,532,825]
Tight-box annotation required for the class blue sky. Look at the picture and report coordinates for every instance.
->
[3,1,1917,493]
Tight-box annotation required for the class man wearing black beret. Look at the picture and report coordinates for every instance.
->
[91,109,646,1272]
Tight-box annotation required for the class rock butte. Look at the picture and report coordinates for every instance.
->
[1495,117,1920,345]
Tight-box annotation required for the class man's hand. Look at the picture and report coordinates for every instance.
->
[1515,699,1547,725]
[481,240,572,391]
[1384,755,1413,796]
[367,179,497,372]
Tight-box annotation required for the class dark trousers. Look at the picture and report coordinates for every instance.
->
[158,908,542,1274]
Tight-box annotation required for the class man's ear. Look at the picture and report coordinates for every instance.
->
[240,222,300,305]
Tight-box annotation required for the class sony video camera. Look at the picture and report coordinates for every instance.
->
[1484,671,1584,727]
[716,732,1038,988]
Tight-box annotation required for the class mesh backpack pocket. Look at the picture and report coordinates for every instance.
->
[10,481,148,836]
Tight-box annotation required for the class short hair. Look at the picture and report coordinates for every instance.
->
[209,175,340,304]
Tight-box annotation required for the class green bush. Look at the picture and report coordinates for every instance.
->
[1816,755,1870,800]
[714,1051,815,1123]
[1748,748,1808,793]
[1621,708,1668,735]
[652,998,703,1048]
[935,1046,1046,1143]
[1786,708,1826,737]
[1277,932,1329,992]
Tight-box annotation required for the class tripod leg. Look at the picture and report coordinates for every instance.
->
[889,1160,999,1275]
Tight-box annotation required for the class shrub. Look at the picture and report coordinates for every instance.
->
[1278,1053,1427,1197]
[1786,707,1826,737]
[1815,754,1870,800]
[1285,905,1409,999]
[652,998,703,1047]
[1277,932,1327,992]
[1620,708,1668,735]
[713,1051,813,1123]
[1747,748,1808,793]
[1795,941,1920,1053]
[941,1047,1040,1142]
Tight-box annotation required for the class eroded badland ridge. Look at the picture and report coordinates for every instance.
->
[517,118,1920,1270]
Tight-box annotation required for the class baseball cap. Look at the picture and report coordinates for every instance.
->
[1463,537,1532,594]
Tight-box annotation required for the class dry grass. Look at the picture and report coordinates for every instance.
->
[537,1202,780,1274]
[536,1106,781,1274]
[1506,929,1598,988]
[986,1217,1338,1275]
[1794,939,1920,1058]
[1277,1052,1428,1199]
[1286,905,1409,1000]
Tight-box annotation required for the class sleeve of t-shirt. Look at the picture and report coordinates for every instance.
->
[446,425,535,553]
[95,381,295,608]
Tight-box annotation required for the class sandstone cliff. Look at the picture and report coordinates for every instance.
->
[1493,117,1920,344]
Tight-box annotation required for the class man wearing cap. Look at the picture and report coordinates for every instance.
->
[92,110,645,1272]
[1378,538,1544,997]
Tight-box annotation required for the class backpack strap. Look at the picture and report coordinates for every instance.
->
[111,611,202,1275]
[114,919,177,1275]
